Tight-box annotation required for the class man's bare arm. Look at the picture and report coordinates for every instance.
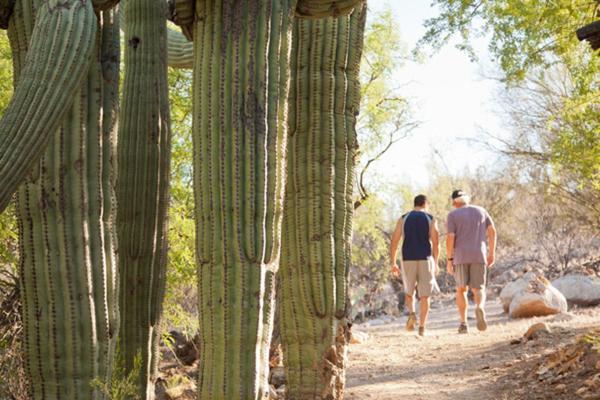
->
[486,224,497,267]
[430,219,440,267]
[446,233,455,275]
[390,218,403,277]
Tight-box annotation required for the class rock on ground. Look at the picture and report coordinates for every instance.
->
[500,270,539,313]
[509,272,567,318]
[523,322,551,341]
[552,274,600,307]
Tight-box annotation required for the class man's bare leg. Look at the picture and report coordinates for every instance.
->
[456,286,469,333]
[405,294,415,314]
[419,296,430,328]
[473,288,488,331]
[472,288,486,309]
[405,293,417,331]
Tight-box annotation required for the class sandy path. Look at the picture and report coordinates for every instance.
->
[345,298,600,400]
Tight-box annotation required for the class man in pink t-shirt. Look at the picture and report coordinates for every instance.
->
[446,190,497,334]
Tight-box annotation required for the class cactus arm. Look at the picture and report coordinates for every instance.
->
[167,26,193,68]
[280,4,366,399]
[0,0,97,212]
[295,0,361,18]
[116,0,171,397]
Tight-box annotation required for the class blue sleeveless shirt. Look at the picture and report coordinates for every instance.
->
[401,211,433,261]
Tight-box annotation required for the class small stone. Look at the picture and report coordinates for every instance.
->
[524,323,551,341]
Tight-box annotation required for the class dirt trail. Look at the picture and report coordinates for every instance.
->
[345,298,600,400]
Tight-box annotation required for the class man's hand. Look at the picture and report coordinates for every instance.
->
[391,263,401,278]
[434,258,440,275]
[487,253,495,268]
[447,260,454,275]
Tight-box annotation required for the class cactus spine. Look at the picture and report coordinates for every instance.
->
[5,1,120,397]
[279,4,366,399]
[187,0,296,398]
[116,0,171,397]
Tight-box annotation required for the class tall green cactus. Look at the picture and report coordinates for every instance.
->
[4,1,120,397]
[173,0,297,398]
[116,0,171,397]
[279,4,366,399]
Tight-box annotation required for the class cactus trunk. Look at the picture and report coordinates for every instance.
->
[190,0,296,398]
[6,2,120,398]
[116,0,171,397]
[279,4,366,399]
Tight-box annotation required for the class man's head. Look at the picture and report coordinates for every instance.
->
[451,189,470,208]
[414,194,428,209]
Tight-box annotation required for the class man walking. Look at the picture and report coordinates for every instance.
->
[390,194,440,336]
[446,190,497,334]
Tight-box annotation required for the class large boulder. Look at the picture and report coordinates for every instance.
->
[500,271,537,313]
[552,274,600,307]
[509,273,567,318]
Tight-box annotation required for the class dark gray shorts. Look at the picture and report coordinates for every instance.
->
[454,263,486,289]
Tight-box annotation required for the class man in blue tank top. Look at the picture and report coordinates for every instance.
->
[390,194,440,336]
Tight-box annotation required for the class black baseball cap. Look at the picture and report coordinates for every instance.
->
[451,189,468,199]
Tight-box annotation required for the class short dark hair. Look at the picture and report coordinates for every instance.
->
[414,194,427,207]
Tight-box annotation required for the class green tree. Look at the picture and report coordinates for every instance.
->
[355,7,420,208]
[421,0,600,223]
[163,67,197,335]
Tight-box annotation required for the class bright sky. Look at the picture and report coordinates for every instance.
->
[367,1,506,189]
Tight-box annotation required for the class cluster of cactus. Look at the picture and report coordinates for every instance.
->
[279,4,366,399]
[116,0,171,396]
[0,0,366,398]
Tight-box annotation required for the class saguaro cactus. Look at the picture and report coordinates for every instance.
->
[3,1,120,398]
[279,4,366,399]
[116,0,171,397]
[172,0,297,398]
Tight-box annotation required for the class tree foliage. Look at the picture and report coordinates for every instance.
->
[355,7,419,208]
[420,0,599,80]
[420,0,600,224]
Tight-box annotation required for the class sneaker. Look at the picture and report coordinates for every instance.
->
[475,307,488,332]
[418,326,426,337]
[406,312,417,332]
[458,322,469,334]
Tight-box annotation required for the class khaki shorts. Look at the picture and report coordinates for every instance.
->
[454,263,486,290]
[402,258,436,297]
